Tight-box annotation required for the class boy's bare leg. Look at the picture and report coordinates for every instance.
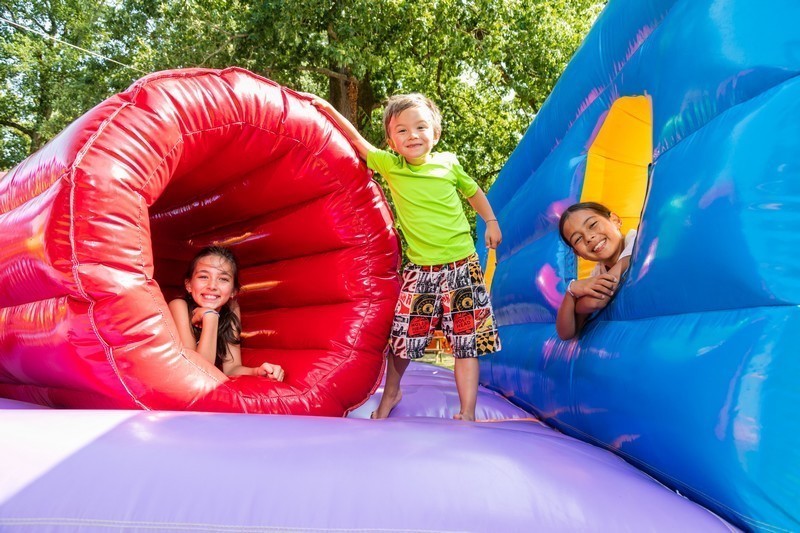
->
[453,357,479,421]
[372,354,410,419]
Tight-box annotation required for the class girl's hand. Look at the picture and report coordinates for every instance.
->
[191,307,219,327]
[570,274,618,300]
[256,362,285,381]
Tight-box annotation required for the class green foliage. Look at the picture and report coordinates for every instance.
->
[0,0,152,167]
[0,0,606,248]
[224,0,603,247]
[2,0,603,170]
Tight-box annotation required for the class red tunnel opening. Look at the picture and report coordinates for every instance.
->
[0,68,400,415]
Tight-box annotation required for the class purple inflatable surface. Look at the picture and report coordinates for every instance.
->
[349,360,531,419]
[0,408,736,532]
[0,363,737,532]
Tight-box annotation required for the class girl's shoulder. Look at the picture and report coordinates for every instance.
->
[168,298,189,312]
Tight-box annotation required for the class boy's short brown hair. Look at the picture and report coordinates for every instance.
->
[383,93,442,139]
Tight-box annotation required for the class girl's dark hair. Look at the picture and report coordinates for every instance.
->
[183,246,241,369]
[558,201,613,245]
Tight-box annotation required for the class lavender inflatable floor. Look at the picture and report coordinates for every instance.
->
[0,362,736,532]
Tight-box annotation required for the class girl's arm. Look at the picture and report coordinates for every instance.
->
[467,188,502,249]
[168,299,218,366]
[606,256,631,282]
[556,291,584,340]
[575,256,631,317]
[221,343,285,380]
[307,96,375,161]
[555,275,618,340]
[219,306,285,380]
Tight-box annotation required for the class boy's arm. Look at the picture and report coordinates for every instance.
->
[308,96,375,161]
[466,188,502,249]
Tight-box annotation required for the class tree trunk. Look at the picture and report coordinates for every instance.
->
[328,66,358,126]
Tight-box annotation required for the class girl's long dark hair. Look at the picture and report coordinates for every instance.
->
[558,201,613,245]
[184,246,242,369]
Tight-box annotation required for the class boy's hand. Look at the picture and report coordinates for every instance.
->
[485,221,502,249]
[299,92,373,160]
[303,93,331,111]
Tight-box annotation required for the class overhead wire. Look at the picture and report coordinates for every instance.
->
[0,14,146,74]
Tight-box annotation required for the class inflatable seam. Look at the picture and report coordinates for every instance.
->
[68,100,146,410]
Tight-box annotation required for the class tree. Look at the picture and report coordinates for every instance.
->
[228,0,605,235]
[0,0,156,168]
[151,0,604,191]
[1,0,606,196]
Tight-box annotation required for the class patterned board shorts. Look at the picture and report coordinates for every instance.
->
[390,253,501,360]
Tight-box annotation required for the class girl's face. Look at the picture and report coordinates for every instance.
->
[561,209,624,265]
[387,106,440,165]
[185,254,236,311]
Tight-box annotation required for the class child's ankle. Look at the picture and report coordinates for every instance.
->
[382,387,402,401]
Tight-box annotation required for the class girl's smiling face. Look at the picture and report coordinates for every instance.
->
[561,208,625,266]
[185,254,236,311]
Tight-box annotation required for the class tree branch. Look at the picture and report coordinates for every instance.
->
[0,119,34,138]
[296,65,354,82]
[0,3,18,23]
[478,168,501,183]
[46,0,57,36]
[495,61,537,110]
[199,33,249,65]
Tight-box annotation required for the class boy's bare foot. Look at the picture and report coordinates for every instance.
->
[453,412,476,421]
[371,390,402,419]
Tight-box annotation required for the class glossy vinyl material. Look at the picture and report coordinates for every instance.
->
[480,0,800,530]
[0,67,400,415]
[0,363,737,532]
[348,360,533,420]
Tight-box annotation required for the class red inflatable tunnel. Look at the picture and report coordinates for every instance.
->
[0,68,400,415]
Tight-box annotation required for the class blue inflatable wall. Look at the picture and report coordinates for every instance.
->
[481,0,800,530]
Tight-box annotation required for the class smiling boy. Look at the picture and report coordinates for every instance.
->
[310,93,502,421]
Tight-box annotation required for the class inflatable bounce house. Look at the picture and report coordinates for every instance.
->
[0,0,795,531]
[0,67,737,532]
[480,0,800,530]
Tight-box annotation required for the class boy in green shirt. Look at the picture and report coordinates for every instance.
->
[310,93,502,421]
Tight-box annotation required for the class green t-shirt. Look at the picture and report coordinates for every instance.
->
[367,149,479,265]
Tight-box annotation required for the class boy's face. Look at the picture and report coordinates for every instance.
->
[386,106,440,165]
